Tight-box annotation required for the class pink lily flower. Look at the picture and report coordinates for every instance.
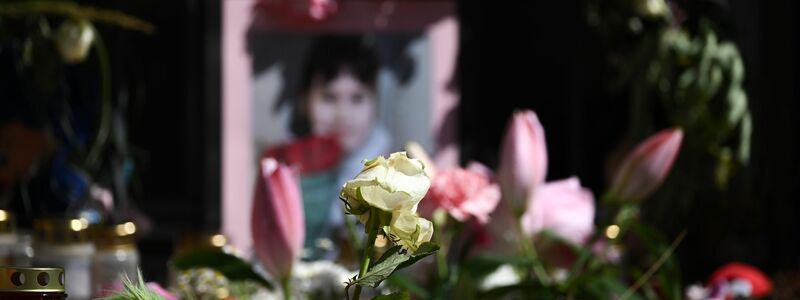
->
[488,110,595,252]
[609,128,683,202]
[251,158,305,281]
[497,110,548,216]
[521,177,595,245]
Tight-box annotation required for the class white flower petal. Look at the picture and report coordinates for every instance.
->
[340,152,431,218]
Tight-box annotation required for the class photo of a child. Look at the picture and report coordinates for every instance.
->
[251,34,430,260]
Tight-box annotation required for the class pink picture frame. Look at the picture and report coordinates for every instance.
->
[222,0,459,252]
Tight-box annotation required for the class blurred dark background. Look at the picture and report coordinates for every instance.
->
[457,0,797,284]
[0,0,222,283]
[1,0,795,286]
[103,0,222,283]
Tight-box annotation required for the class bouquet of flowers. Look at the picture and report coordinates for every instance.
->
[238,111,683,299]
[382,110,688,299]
[239,108,774,300]
[101,109,774,300]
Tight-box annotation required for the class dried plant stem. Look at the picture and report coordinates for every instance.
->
[0,2,155,33]
[619,230,687,300]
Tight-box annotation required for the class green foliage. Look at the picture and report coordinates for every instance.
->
[100,270,165,300]
[628,224,683,300]
[385,274,430,299]
[588,0,751,188]
[646,20,751,188]
[351,246,411,288]
[172,248,272,289]
[440,220,687,300]
[228,280,268,299]
[348,243,439,289]
[462,254,533,280]
[397,242,440,271]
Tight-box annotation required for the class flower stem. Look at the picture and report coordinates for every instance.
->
[436,239,448,280]
[515,220,552,285]
[353,209,379,300]
[433,216,449,282]
[281,277,292,300]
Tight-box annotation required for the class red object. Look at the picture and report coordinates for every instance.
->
[262,136,343,175]
[469,221,492,248]
[250,0,454,32]
[0,122,55,189]
[708,262,773,298]
[256,0,339,24]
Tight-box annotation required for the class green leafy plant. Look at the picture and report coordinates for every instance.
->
[100,270,165,300]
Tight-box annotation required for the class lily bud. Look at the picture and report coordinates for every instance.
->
[498,110,548,216]
[251,158,305,280]
[609,128,683,202]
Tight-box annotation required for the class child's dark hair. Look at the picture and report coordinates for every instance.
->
[290,35,379,137]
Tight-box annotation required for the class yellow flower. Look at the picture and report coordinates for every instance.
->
[340,152,430,216]
[384,210,433,252]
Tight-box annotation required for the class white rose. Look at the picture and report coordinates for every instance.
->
[383,210,433,251]
[340,152,431,215]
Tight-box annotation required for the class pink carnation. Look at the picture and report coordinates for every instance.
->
[426,164,501,224]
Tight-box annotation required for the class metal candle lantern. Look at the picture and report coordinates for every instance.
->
[0,267,67,299]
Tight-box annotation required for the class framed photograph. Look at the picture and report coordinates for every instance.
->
[222,0,459,259]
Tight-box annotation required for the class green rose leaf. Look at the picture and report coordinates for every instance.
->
[350,246,409,288]
[349,243,439,288]
[397,242,439,270]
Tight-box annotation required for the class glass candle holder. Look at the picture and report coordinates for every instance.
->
[0,210,17,265]
[90,222,139,298]
[32,218,95,300]
[11,233,34,267]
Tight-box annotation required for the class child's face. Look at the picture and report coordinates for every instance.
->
[307,72,377,152]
